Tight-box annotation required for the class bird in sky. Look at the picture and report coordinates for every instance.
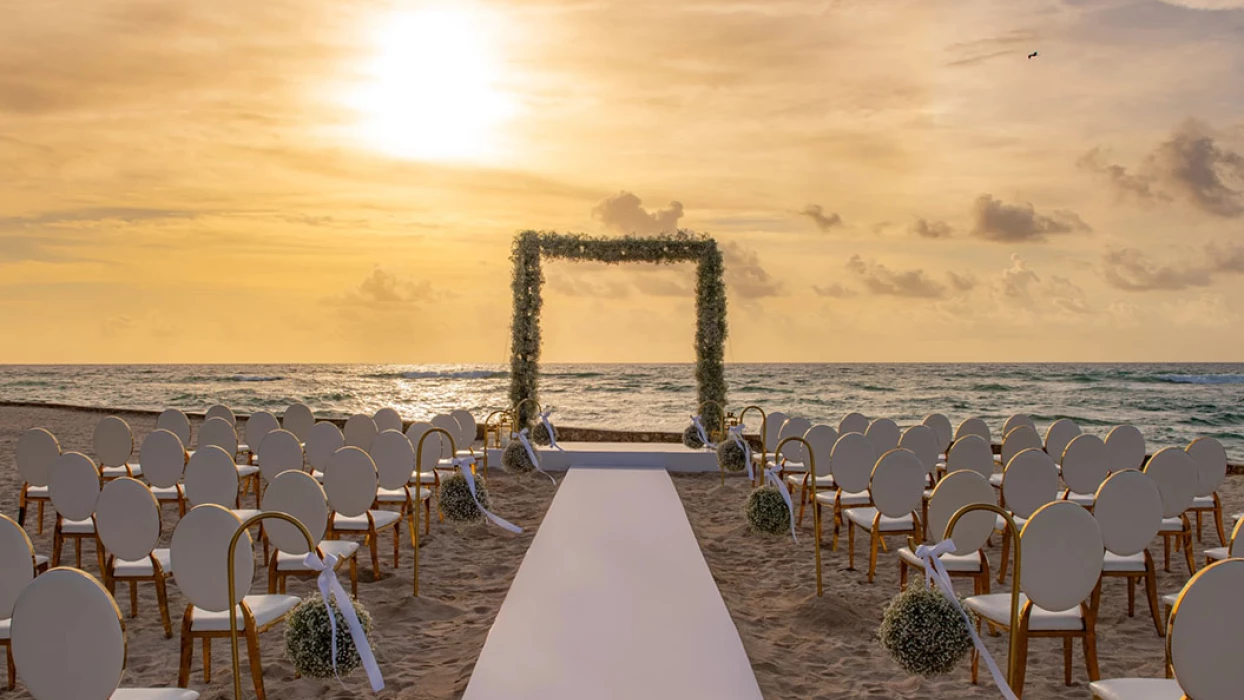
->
[1028,51,1039,59]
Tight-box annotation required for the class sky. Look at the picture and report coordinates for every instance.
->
[2,0,1244,364]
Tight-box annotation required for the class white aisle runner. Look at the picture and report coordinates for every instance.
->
[463,467,764,700]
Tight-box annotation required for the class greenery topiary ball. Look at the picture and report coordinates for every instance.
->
[284,594,374,679]
[531,421,556,446]
[502,441,537,475]
[717,439,748,473]
[878,587,976,677]
[682,424,705,449]
[439,471,490,523]
[745,485,790,535]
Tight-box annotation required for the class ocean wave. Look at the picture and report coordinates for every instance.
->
[366,370,506,380]
[229,375,283,382]
[970,383,1011,392]
[1156,374,1244,385]
[545,371,606,379]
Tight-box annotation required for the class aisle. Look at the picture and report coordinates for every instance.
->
[463,467,763,700]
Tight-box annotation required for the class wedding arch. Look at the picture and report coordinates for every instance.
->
[509,230,728,432]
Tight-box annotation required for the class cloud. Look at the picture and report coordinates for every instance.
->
[99,315,135,339]
[1100,248,1213,291]
[998,254,1092,314]
[1076,148,1170,205]
[1155,1,1244,9]
[969,194,1091,243]
[721,241,784,298]
[944,30,1038,68]
[1001,254,1041,302]
[911,218,953,239]
[592,191,684,235]
[798,204,843,232]
[812,283,856,298]
[846,255,947,299]
[326,267,440,307]
[947,271,977,292]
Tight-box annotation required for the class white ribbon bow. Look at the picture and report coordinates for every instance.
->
[517,429,556,485]
[302,551,384,692]
[691,415,716,450]
[763,467,798,543]
[914,540,1018,700]
[538,410,565,452]
[456,457,523,533]
[728,424,754,481]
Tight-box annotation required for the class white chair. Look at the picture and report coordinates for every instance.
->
[964,501,1104,695]
[994,448,1060,584]
[838,412,869,436]
[845,448,924,583]
[1144,447,1197,575]
[1186,437,1228,546]
[198,417,260,505]
[955,416,991,446]
[241,411,280,465]
[451,409,478,457]
[172,505,297,699]
[95,416,140,480]
[11,567,200,700]
[405,421,439,488]
[183,445,264,560]
[788,424,837,526]
[1,514,40,691]
[864,418,900,455]
[1104,424,1145,473]
[1002,413,1037,438]
[1093,558,1244,700]
[344,414,379,452]
[204,403,235,426]
[921,413,953,457]
[939,433,993,481]
[96,477,174,638]
[49,452,104,572]
[374,407,403,434]
[995,425,1044,488]
[899,425,940,486]
[140,429,189,516]
[1060,433,1109,507]
[263,470,359,597]
[325,446,402,578]
[255,429,304,507]
[814,432,876,551]
[1200,516,1243,567]
[373,430,433,536]
[757,411,788,468]
[306,421,344,482]
[281,403,315,443]
[16,428,59,535]
[770,417,811,477]
[1044,418,1081,466]
[157,408,193,451]
[1094,470,1164,636]
[899,470,994,595]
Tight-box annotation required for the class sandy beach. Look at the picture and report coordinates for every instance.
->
[1,405,1236,699]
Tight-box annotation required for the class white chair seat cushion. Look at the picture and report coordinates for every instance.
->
[333,510,402,531]
[150,485,182,500]
[408,472,436,485]
[995,514,1028,532]
[25,485,49,497]
[897,547,983,572]
[922,488,934,500]
[376,486,431,503]
[814,490,870,507]
[312,469,325,482]
[1086,678,1182,700]
[1204,546,1228,562]
[275,540,360,571]
[1161,593,1177,608]
[114,548,173,577]
[112,688,201,699]
[780,462,807,474]
[62,517,96,534]
[988,473,1003,487]
[232,509,262,523]
[1191,495,1216,508]
[237,443,250,453]
[102,464,143,478]
[845,507,915,533]
[235,464,259,478]
[0,617,8,640]
[34,554,48,568]
[1158,517,1185,533]
[1059,490,1096,506]
[965,593,1085,631]
[1103,551,1146,573]
[191,594,299,632]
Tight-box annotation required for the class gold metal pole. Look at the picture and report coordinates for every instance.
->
[414,428,458,598]
[775,436,821,597]
[512,398,542,431]
[736,406,767,487]
[227,512,315,700]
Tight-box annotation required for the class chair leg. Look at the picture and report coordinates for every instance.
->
[1127,577,1136,617]
[37,501,45,535]
[75,537,82,568]
[796,483,807,527]
[970,618,981,685]
[1145,558,1163,636]
[1196,510,1204,543]
[6,645,14,691]
[1013,628,1030,697]
[1084,626,1100,681]
[203,639,212,683]
[96,537,105,575]
[130,581,138,618]
[867,530,880,583]
[980,555,991,595]
[899,559,908,592]
[1213,494,1227,547]
[350,555,359,598]
[1183,532,1196,577]
[1163,534,1171,572]
[847,520,856,571]
[177,608,194,687]
[393,521,400,568]
[156,576,173,639]
[997,530,1010,584]
[1063,637,1072,685]
[17,489,26,528]
[368,531,381,579]
[246,622,267,700]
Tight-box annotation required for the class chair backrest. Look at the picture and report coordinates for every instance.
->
[1044,418,1081,465]
[263,470,329,554]
[1061,433,1109,497]
[762,412,789,452]
[199,416,239,456]
[928,470,995,553]
[899,424,940,477]
[802,424,838,477]
[922,413,953,453]
[156,408,192,446]
[955,416,991,445]
[171,504,254,612]
[451,409,477,448]
[946,434,993,478]
[1143,447,1197,519]
[205,404,236,426]
[11,568,126,699]
[406,420,433,452]
[306,421,345,473]
[865,418,900,455]
[257,429,304,482]
[139,429,187,489]
[93,416,133,467]
[1104,425,1145,472]
[16,427,60,488]
[1001,425,1043,467]
[777,417,812,463]
[244,411,280,453]
[1230,517,1244,558]
[372,430,417,490]
[1093,469,1162,557]
[344,414,379,451]
[183,445,241,508]
[1168,558,1244,700]
[373,407,403,434]
[829,432,877,494]
[324,447,379,518]
[415,425,451,475]
[1002,449,1059,519]
[282,403,315,442]
[1186,437,1228,498]
[869,449,924,518]
[0,514,37,619]
[96,477,161,562]
[1002,413,1037,438]
[1019,501,1104,612]
[49,452,101,521]
[430,414,461,452]
[838,412,869,436]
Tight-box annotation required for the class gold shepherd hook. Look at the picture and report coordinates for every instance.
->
[227,512,316,700]
[512,398,543,429]
[736,405,766,486]
[775,436,822,597]
[414,428,459,597]
[482,409,512,448]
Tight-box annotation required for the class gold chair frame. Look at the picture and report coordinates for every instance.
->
[777,436,823,596]
[1189,491,1227,546]
[266,542,359,599]
[51,512,105,574]
[103,550,174,639]
[17,485,52,535]
[1160,513,1196,575]
[900,534,992,597]
[1098,549,1163,636]
[732,405,766,487]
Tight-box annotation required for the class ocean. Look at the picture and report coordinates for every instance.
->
[1,363,1242,460]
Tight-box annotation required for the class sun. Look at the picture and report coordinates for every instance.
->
[347,5,516,162]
